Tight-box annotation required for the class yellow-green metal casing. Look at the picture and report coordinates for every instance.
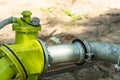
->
[9,40,45,77]
[13,11,41,44]
[0,10,45,80]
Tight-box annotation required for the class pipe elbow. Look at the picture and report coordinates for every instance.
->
[0,17,17,29]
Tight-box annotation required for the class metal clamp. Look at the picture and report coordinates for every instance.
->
[73,39,95,65]
[84,53,94,64]
[82,40,95,63]
[114,56,120,71]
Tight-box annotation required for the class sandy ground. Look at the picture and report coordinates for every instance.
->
[0,0,120,80]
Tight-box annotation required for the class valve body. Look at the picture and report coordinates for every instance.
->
[0,11,45,80]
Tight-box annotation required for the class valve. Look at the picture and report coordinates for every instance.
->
[0,10,45,80]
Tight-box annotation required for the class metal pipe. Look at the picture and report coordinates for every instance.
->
[47,42,85,65]
[88,41,120,64]
[0,17,17,29]
[46,39,120,67]
[0,18,10,29]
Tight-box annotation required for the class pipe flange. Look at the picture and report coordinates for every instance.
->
[72,39,94,65]
[38,39,50,73]
[1,44,27,80]
[82,40,91,53]
[72,39,86,65]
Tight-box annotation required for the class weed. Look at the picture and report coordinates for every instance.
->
[64,26,71,30]
[82,14,89,19]
[40,7,46,12]
[47,7,54,12]
[40,7,54,12]
[108,28,114,33]
[71,15,82,22]
[64,9,72,16]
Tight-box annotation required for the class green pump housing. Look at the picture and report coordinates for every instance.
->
[0,10,45,80]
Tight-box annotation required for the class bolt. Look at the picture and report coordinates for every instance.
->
[15,74,21,79]
[1,52,5,57]
[9,63,14,67]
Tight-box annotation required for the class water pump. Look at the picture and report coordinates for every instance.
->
[0,10,120,80]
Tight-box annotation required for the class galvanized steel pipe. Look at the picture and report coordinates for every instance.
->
[87,41,120,64]
[46,39,120,67]
[47,42,85,65]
